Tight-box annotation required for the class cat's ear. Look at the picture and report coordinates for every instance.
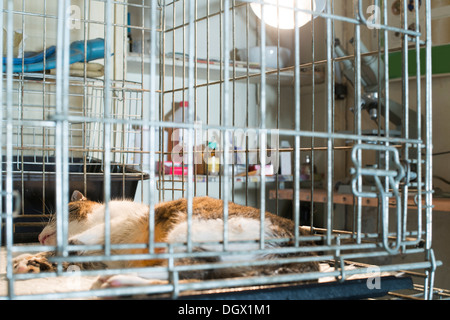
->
[71,190,87,202]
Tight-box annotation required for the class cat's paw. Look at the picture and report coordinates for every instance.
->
[13,253,55,274]
[91,274,166,289]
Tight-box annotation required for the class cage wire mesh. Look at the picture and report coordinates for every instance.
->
[0,0,443,300]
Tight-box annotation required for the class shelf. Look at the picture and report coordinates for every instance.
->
[269,188,450,212]
[159,174,293,184]
[127,53,325,87]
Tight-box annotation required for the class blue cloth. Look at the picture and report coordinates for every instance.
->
[2,38,105,73]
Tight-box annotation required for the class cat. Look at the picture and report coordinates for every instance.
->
[13,190,319,289]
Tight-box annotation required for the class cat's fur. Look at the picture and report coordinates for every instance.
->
[13,191,319,288]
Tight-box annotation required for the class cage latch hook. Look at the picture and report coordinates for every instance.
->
[350,144,405,254]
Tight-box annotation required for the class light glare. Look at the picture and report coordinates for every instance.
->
[250,0,326,29]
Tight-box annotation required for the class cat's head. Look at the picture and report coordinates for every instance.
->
[38,190,99,245]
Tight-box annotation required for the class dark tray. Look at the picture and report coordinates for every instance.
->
[1,156,149,243]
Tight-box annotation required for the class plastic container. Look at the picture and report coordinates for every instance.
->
[1,156,149,243]
[248,46,291,68]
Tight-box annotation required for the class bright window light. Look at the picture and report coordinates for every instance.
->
[250,0,326,29]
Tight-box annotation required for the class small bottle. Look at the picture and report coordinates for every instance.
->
[168,101,188,162]
[300,155,312,181]
[207,142,219,175]
[174,101,188,122]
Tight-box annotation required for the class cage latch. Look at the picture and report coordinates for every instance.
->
[350,144,405,254]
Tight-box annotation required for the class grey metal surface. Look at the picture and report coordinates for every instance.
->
[179,276,414,300]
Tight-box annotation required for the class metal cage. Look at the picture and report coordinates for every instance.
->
[0,0,442,300]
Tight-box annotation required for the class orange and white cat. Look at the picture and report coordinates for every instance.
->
[13,190,318,288]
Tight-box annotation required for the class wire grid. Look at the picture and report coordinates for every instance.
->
[0,0,441,300]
